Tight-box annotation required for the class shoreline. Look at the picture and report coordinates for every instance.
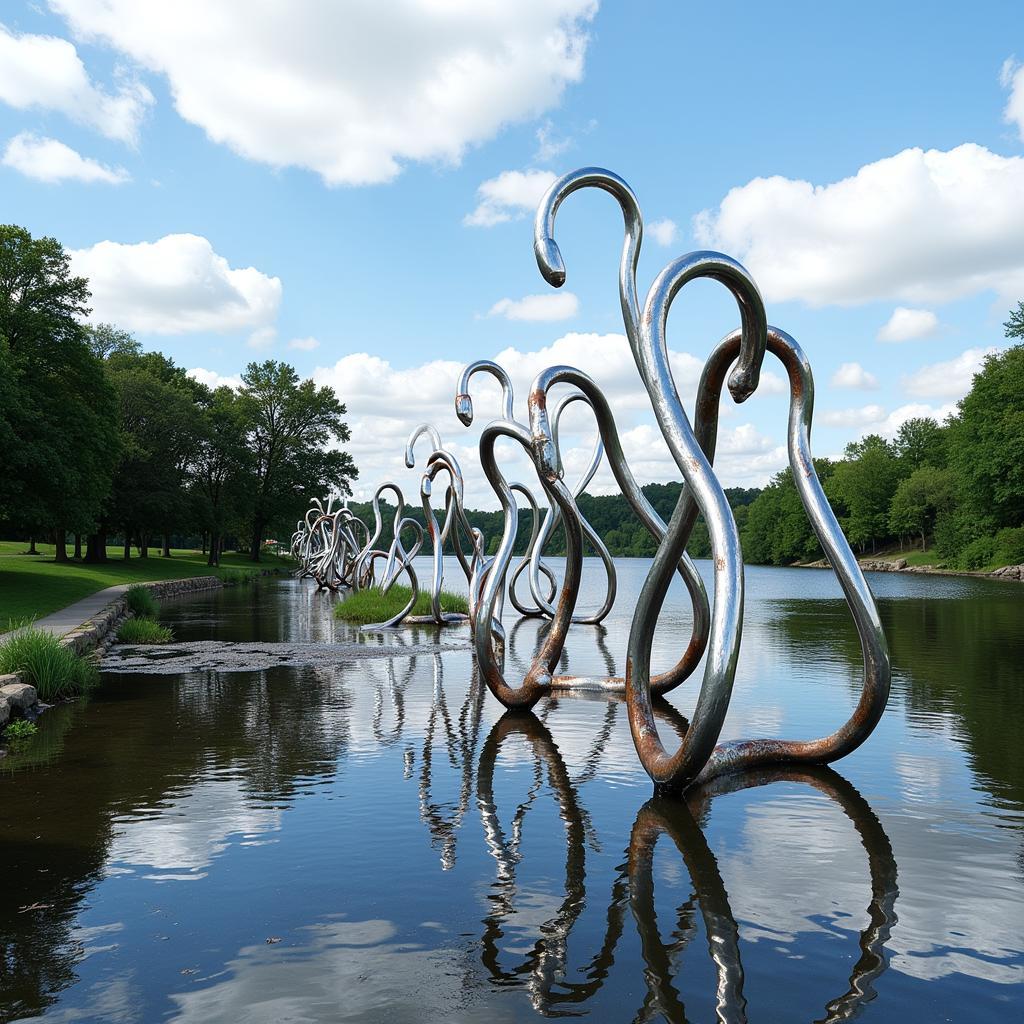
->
[793,557,1023,582]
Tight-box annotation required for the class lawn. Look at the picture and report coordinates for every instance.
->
[0,541,294,625]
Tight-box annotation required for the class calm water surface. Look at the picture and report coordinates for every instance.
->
[1,559,1022,1022]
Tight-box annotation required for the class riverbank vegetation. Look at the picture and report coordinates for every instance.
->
[334,585,469,624]
[117,618,174,644]
[0,627,99,702]
[0,544,294,623]
[0,225,356,570]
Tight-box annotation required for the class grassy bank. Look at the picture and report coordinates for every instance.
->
[0,542,293,624]
[335,585,469,624]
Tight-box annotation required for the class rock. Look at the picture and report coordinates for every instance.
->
[0,681,38,711]
[859,558,907,572]
[0,695,9,727]
[990,564,1023,580]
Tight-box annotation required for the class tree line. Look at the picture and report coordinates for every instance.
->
[355,322,1023,572]
[0,225,356,564]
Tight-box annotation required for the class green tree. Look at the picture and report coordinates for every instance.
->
[740,462,832,565]
[236,360,356,560]
[893,417,946,470]
[826,435,901,553]
[191,386,249,566]
[104,349,206,559]
[946,344,1024,530]
[0,225,119,557]
[889,465,956,551]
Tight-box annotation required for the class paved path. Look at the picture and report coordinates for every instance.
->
[28,584,134,636]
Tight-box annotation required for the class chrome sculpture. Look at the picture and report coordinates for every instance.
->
[459,166,889,794]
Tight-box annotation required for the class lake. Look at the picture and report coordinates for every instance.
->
[1,558,1022,1022]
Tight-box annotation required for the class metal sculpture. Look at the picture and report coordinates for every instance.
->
[292,495,367,591]
[458,166,889,794]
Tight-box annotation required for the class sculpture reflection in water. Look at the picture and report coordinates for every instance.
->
[475,708,898,1023]
[463,166,891,795]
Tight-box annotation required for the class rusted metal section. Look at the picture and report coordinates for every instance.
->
[531,167,889,793]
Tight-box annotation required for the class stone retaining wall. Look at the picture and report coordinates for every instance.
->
[1,575,224,728]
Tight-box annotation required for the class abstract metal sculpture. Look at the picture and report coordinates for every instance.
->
[460,166,889,794]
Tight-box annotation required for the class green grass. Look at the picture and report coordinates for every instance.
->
[0,542,294,623]
[0,626,99,701]
[124,583,160,617]
[117,617,174,644]
[335,585,469,624]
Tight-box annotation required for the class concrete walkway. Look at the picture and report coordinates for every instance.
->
[28,584,135,636]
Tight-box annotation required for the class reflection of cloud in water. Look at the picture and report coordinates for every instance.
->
[715,789,1024,986]
[167,917,518,1024]
[109,775,281,875]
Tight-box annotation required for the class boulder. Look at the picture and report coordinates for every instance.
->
[0,681,37,711]
[0,695,9,727]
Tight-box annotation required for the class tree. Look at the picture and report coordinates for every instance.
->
[0,225,119,555]
[191,386,249,566]
[889,466,956,551]
[236,361,356,560]
[741,462,833,565]
[946,344,1024,530]
[893,417,946,471]
[826,435,901,553]
[104,349,205,559]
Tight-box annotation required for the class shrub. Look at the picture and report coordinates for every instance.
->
[334,585,469,624]
[117,617,174,644]
[3,719,37,741]
[0,627,99,701]
[993,527,1024,567]
[124,584,159,618]
[956,535,997,571]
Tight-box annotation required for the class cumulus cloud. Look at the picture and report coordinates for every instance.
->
[0,21,151,144]
[648,218,678,247]
[902,346,1000,399]
[534,120,571,162]
[464,168,558,227]
[488,292,579,322]
[829,361,879,390]
[877,307,939,343]
[314,331,789,509]
[820,401,958,436]
[1,131,129,184]
[186,367,243,390]
[694,144,1024,306]
[69,234,282,335]
[246,326,277,350]
[288,336,320,352]
[1002,56,1024,139]
[50,0,597,185]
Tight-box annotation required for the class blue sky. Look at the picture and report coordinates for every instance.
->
[2,1,1022,505]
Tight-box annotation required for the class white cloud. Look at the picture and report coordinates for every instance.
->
[186,367,243,390]
[313,331,789,509]
[247,326,277,350]
[1,131,129,184]
[50,0,597,185]
[69,234,282,335]
[820,404,888,429]
[829,361,879,390]
[288,336,320,352]
[1002,56,1024,139]
[902,346,1000,399]
[0,21,151,144]
[694,144,1024,306]
[648,218,678,247]
[534,119,571,162]
[877,307,939,343]
[821,401,957,436]
[464,168,557,227]
[488,291,579,322]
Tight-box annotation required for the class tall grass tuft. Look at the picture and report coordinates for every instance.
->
[334,585,469,624]
[124,584,160,618]
[0,626,99,701]
[117,618,174,644]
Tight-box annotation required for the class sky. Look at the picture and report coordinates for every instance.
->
[2,1,1023,508]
